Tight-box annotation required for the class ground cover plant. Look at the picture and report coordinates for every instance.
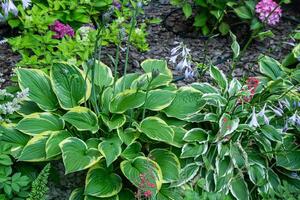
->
[0,0,300,199]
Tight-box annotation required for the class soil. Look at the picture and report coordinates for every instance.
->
[0,1,299,199]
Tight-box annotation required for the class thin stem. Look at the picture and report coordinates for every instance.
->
[123,5,138,91]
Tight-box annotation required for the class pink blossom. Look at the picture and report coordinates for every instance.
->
[49,20,75,39]
[255,0,282,26]
[144,190,152,198]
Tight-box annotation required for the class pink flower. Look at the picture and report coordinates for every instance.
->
[255,0,282,26]
[144,190,152,198]
[50,20,75,39]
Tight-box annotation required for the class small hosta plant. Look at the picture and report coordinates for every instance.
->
[174,55,300,199]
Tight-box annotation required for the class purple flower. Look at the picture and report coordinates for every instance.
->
[113,0,121,10]
[249,107,260,128]
[255,0,282,26]
[22,0,31,9]
[258,104,270,125]
[184,68,196,80]
[50,20,75,39]
[2,0,18,17]
[269,106,283,117]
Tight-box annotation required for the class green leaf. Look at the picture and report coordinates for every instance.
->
[51,63,91,110]
[140,117,174,143]
[60,137,102,174]
[191,83,220,94]
[131,73,172,90]
[16,113,64,136]
[260,125,282,142]
[98,136,122,167]
[171,163,199,187]
[163,87,205,120]
[114,73,139,94]
[234,6,252,19]
[121,142,144,160]
[45,130,71,159]
[156,184,184,200]
[101,114,126,131]
[183,3,192,18]
[248,164,266,186]
[62,107,99,133]
[109,90,146,113]
[141,59,172,77]
[117,128,140,146]
[85,166,122,198]
[19,134,49,162]
[0,155,12,166]
[180,143,208,158]
[144,89,176,111]
[183,128,208,143]
[210,66,228,92]
[149,149,180,183]
[276,151,300,170]
[16,68,58,111]
[84,61,113,88]
[259,55,283,80]
[121,156,163,195]
[219,114,240,137]
[229,177,249,200]
[230,31,240,59]
[219,22,230,35]
[69,188,84,200]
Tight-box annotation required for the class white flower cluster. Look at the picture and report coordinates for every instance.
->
[0,88,29,115]
[1,0,31,20]
[169,42,196,80]
[249,99,300,131]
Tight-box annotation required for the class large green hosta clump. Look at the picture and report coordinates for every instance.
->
[10,59,207,199]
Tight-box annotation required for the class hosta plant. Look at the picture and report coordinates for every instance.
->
[8,59,197,199]
[174,55,300,199]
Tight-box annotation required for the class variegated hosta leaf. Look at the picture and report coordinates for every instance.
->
[149,149,181,183]
[130,73,172,90]
[120,156,163,196]
[45,130,71,159]
[50,63,91,110]
[183,128,208,143]
[191,82,220,94]
[114,73,140,94]
[259,55,283,80]
[229,176,249,200]
[109,89,146,113]
[163,87,205,120]
[210,66,228,92]
[141,59,172,77]
[144,89,176,111]
[140,117,174,143]
[60,137,102,174]
[84,61,113,88]
[19,134,50,162]
[85,166,122,198]
[219,114,239,138]
[276,150,300,171]
[98,136,122,167]
[62,107,99,133]
[170,163,200,187]
[180,143,208,158]
[117,128,140,146]
[100,114,126,131]
[16,68,58,111]
[16,113,64,136]
[121,142,144,160]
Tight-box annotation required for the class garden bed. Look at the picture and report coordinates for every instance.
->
[0,0,300,199]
